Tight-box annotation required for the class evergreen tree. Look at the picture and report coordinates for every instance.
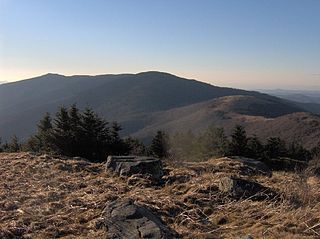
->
[26,112,53,152]
[288,142,311,162]
[228,125,248,156]
[8,135,21,152]
[247,135,264,159]
[109,122,126,155]
[51,106,74,155]
[26,105,126,162]
[79,108,111,161]
[68,104,82,155]
[0,137,3,152]
[2,141,9,152]
[124,137,147,156]
[264,137,287,159]
[150,130,169,158]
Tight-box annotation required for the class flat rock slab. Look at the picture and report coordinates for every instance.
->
[219,176,277,200]
[102,199,175,239]
[106,156,164,180]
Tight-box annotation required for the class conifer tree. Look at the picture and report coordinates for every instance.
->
[228,125,248,156]
[27,112,53,152]
[79,107,111,161]
[0,137,3,152]
[109,122,126,155]
[68,104,82,155]
[51,106,73,155]
[288,142,311,161]
[8,135,21,152]
[247,135,264,159]
[27,105,123,162]
[150,130,169,158]
[124,137,147,156]
[264,137,287,159]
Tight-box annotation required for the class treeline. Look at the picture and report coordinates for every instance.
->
[170,125,318,163]
[0,105,168,162]
[0,135,21,153]
[1,105,319,165]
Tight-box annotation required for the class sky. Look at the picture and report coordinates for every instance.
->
[0,0,320,90]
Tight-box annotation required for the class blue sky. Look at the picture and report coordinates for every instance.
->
[1,0,320,89]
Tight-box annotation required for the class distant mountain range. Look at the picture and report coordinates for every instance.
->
[261,89,320,103]
[261,89,320,114]
[1,72,320,148]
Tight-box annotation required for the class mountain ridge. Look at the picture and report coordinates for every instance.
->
[0,71,318,147]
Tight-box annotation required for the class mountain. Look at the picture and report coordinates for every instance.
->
[261,89,320,114]
[0,81,7,85]
[133,96,320,148]
[261,89,320,103]
[0,71,319,147]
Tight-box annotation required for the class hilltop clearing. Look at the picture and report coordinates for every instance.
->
[0,153,320,238]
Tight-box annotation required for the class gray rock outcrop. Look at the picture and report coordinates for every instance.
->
[101,199,175,239]
[105,156,164,180]
[219,176,276,200]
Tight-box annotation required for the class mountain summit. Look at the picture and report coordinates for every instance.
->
[0,72,319,147]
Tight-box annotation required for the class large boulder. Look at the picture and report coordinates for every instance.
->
[218,176,277,200]
[101,199,175,239]
[106,156,164,180]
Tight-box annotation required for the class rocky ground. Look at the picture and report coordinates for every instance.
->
[0,152,320,238]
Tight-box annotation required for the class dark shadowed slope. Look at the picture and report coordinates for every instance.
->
[0,72,305,141]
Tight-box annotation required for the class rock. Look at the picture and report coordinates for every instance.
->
[127,174,153,187]
[101,199,175,239]
[266,157,307,171]
[0,227,27,239]
[72,156,89,162]
[218,177,276,200]
[236,235,254,239]
[228,156,272,177]
[106,156,164,180]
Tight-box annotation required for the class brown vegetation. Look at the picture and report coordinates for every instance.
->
[1,153,320,238]
[134,96,320,149]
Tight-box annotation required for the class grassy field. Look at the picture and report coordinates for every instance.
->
[0,152,320,238]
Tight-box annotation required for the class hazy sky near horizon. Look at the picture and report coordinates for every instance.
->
[1,0,320,90]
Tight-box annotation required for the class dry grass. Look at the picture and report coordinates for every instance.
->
[0,153,320,238]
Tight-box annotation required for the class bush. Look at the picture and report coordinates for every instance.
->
[169,126,228,161]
